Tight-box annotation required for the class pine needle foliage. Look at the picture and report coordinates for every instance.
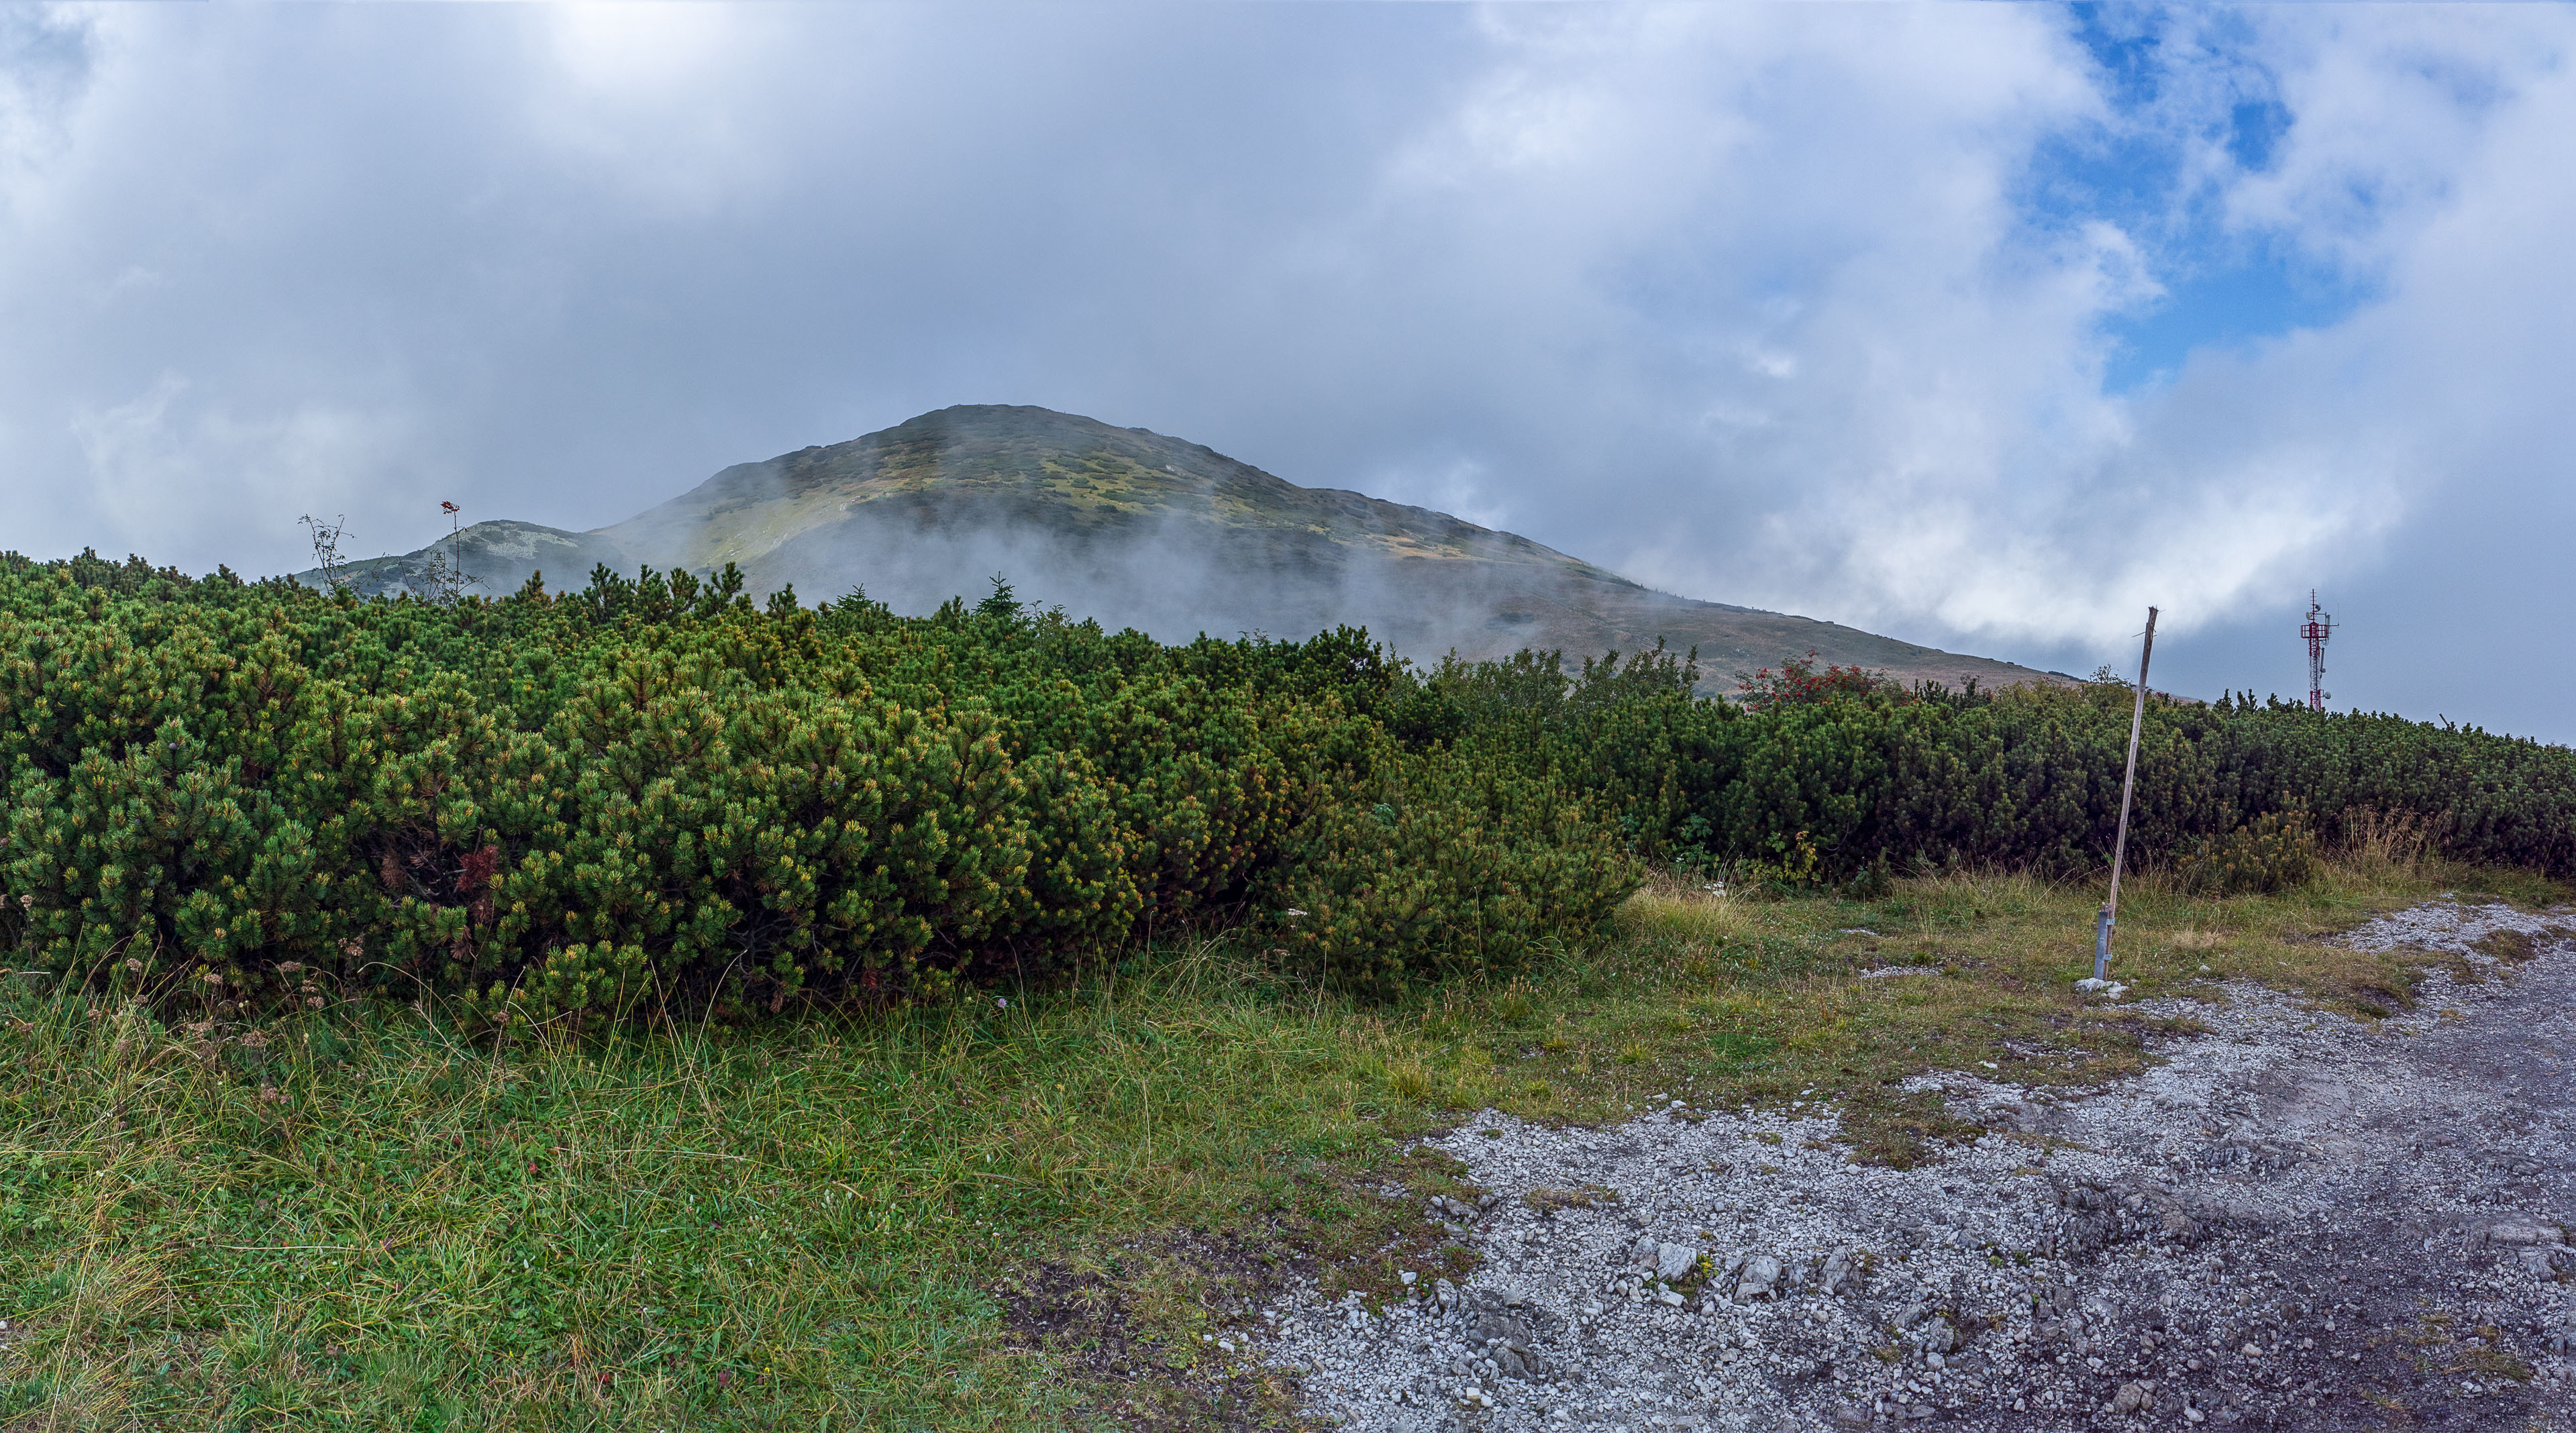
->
[8,546,2576,1020]
[0,551,1629,1017]
[1411,647,2576,884]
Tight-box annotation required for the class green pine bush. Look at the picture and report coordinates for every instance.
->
[1268,753,1638,998]
[5,547,2575,1024]
[2176,808,2320,895]
[0,553,1403,1022]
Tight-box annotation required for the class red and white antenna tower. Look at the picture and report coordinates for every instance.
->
[2301,590,2333,712]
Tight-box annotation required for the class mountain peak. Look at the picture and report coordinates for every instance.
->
[595,403,1625,588]
[300,405,2061,691]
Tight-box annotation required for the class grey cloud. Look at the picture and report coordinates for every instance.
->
[0,4,2570,737]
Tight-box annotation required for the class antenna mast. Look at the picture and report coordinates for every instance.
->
[2301,590,2333,712]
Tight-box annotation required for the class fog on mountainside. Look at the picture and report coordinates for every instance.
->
[303,520,629,605]
[295,405,2068,692]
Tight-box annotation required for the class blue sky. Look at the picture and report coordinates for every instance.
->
[2,3,2573,739]
[2032,7,2378,394]
[2100,245,2371,395]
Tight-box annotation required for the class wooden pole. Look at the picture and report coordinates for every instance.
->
[2092,606,2158,983]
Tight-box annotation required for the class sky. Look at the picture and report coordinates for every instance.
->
[1,3,2571,739]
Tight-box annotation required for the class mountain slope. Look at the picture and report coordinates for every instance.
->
[303,405,2066,690]
[296,519,630,602]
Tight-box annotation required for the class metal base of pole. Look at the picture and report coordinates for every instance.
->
[2076,906,2126,997]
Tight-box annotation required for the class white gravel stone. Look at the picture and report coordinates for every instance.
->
[1255,899,2576,1431]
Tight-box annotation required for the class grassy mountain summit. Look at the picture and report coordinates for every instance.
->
[307,404,2063,689]
[600,403,1621,582]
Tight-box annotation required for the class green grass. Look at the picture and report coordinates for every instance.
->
[0,853,2563,1429]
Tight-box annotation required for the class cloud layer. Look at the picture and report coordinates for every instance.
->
[1,3,2570,736]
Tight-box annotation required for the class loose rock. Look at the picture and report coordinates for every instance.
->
[1733,1255,1781,1304]
[1260,900,2576,1431]
[1655,1241,1701,1284]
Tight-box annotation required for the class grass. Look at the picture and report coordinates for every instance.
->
[0,849,2564,1430]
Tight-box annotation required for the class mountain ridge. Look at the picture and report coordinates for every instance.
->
[298,404,2068,691]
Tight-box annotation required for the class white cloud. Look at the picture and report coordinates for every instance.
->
[2222,9,2569,269]
[549,3,735,95]
[0,3,2571,731]
[532,4,788,213]
[0,6,95,182]
[1370,2,2570,704]
[69,372,419,567]
[1361,454,1514,535]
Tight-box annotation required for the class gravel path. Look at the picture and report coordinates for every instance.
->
[1256,898,2576,1432]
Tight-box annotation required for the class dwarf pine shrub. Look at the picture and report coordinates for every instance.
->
[1417,647,2576,884]
[0,553,1413,1020]
[2177,809,2320,895]
[7,548,2576,1018]
[1269,753,1637,998]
